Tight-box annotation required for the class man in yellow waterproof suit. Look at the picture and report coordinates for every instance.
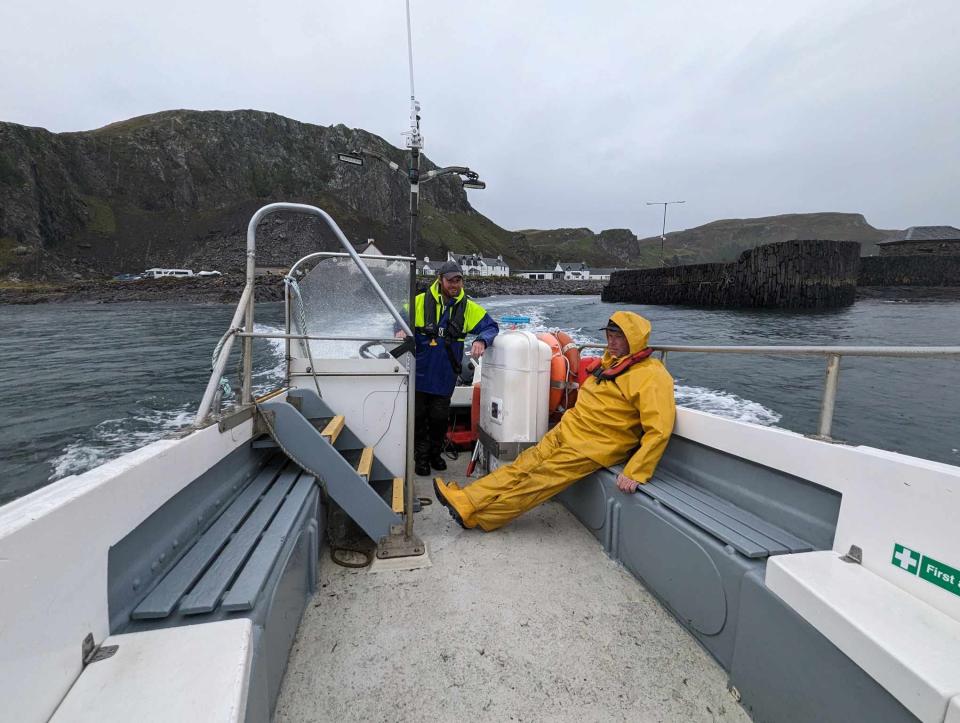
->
[434,310,676,531]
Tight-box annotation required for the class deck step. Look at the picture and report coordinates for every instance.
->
[319,415,345,444]
[392,477,404,514]
[356,447,374,481]
[252,436,279,449]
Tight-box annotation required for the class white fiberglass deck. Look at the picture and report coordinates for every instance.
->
[277,457,749,722]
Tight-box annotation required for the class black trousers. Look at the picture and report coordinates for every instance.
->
[414,391,451,463]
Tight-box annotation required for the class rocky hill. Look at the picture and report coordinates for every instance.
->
[517,213,900,269]
[0,109,902,280]
[0,110,519,279]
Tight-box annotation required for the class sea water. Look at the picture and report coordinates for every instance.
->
[1,295,958,505]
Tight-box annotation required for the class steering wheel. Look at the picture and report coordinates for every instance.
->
[358,340,394,359]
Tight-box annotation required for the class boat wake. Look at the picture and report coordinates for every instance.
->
[674,385,781,426]
[48,323,289,482]
[49,405,196,481]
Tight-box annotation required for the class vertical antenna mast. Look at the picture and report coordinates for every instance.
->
[404,0,423,150]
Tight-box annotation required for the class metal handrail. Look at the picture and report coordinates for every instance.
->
[195,203,421,547]
[195,284,253,426]
[578,343,960,439]
[196,203,413,426]
[578,344,960,357]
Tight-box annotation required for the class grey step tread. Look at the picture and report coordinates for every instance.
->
[654,470,813,552]
[131,458,286,620]
[221,474,316,612]
[179,466,302,615]
[259,399,400,540]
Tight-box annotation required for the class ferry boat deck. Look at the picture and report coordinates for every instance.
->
[277,457,750,722]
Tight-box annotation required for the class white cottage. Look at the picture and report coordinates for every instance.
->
[447,251,510,277]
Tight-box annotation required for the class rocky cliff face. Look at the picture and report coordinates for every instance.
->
[0,110,514,279]
[0,108,905,280]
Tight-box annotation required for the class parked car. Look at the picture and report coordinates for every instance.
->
[142,268,195,279]
[197,270,222,277]
[112,273,142,281]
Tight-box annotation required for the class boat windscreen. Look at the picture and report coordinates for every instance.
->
[295,256,411,359]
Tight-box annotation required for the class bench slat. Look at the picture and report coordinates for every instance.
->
[639,482,770,558]
[656,470,813,552]
[221,475,316,612]
[648,476,791,554]
[179,467,301,615]
[131,458,285,620]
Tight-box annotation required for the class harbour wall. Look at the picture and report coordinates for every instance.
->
[858,255,960,286]
[602,240,861,309]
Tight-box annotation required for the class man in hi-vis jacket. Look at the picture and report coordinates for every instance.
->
[434,310,675,531]
[398,260,498,476]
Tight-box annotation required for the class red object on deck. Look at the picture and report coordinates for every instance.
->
[445,384,481,449]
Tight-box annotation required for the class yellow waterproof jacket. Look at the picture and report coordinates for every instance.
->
[559,310,676,482]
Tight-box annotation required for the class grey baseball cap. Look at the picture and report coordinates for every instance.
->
[437,260,463,279]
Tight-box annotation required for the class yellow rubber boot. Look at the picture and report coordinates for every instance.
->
[433,478,477,528]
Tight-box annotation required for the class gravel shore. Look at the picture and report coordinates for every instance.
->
[0,275,605,305]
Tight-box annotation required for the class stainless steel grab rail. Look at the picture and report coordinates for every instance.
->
[579,343,960,439]
[196,203,413,425]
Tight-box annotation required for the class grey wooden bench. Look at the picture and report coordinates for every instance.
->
[638,468,813,559]
[131,457,316,621]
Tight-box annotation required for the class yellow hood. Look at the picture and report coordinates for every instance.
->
[602,310,652,363]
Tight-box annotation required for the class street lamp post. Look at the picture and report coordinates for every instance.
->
[646,200,685,266]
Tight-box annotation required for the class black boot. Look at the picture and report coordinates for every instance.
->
[415,459,431,476]
[430,456,447,471]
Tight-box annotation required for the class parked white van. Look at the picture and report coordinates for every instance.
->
[142,268,194,279]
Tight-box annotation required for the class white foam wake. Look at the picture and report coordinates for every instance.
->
[49,405,195,480]
[675,384,781,426]
[48,324,289,482]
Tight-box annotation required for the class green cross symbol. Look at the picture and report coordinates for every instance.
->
[892,544,920,574]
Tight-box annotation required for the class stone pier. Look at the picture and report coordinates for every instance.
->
[602,240,861,309]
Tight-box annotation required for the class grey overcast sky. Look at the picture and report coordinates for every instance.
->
[1,0,957,236]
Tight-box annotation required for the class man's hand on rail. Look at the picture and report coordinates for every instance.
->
[471,340,487,359]
[395,330,408,339]
[616,473,640,493]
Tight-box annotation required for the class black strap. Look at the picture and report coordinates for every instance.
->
[417,290,467,375]
[389,337,415,358]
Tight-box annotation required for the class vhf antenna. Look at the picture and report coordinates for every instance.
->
[403,0,423,151]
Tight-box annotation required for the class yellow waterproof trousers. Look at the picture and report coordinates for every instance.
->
[446,425,602,531]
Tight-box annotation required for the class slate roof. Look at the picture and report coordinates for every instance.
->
[878,226,960,244]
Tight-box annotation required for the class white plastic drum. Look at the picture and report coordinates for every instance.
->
[479,331,551,467]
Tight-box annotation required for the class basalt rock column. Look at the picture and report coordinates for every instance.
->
[602,240,861,309]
